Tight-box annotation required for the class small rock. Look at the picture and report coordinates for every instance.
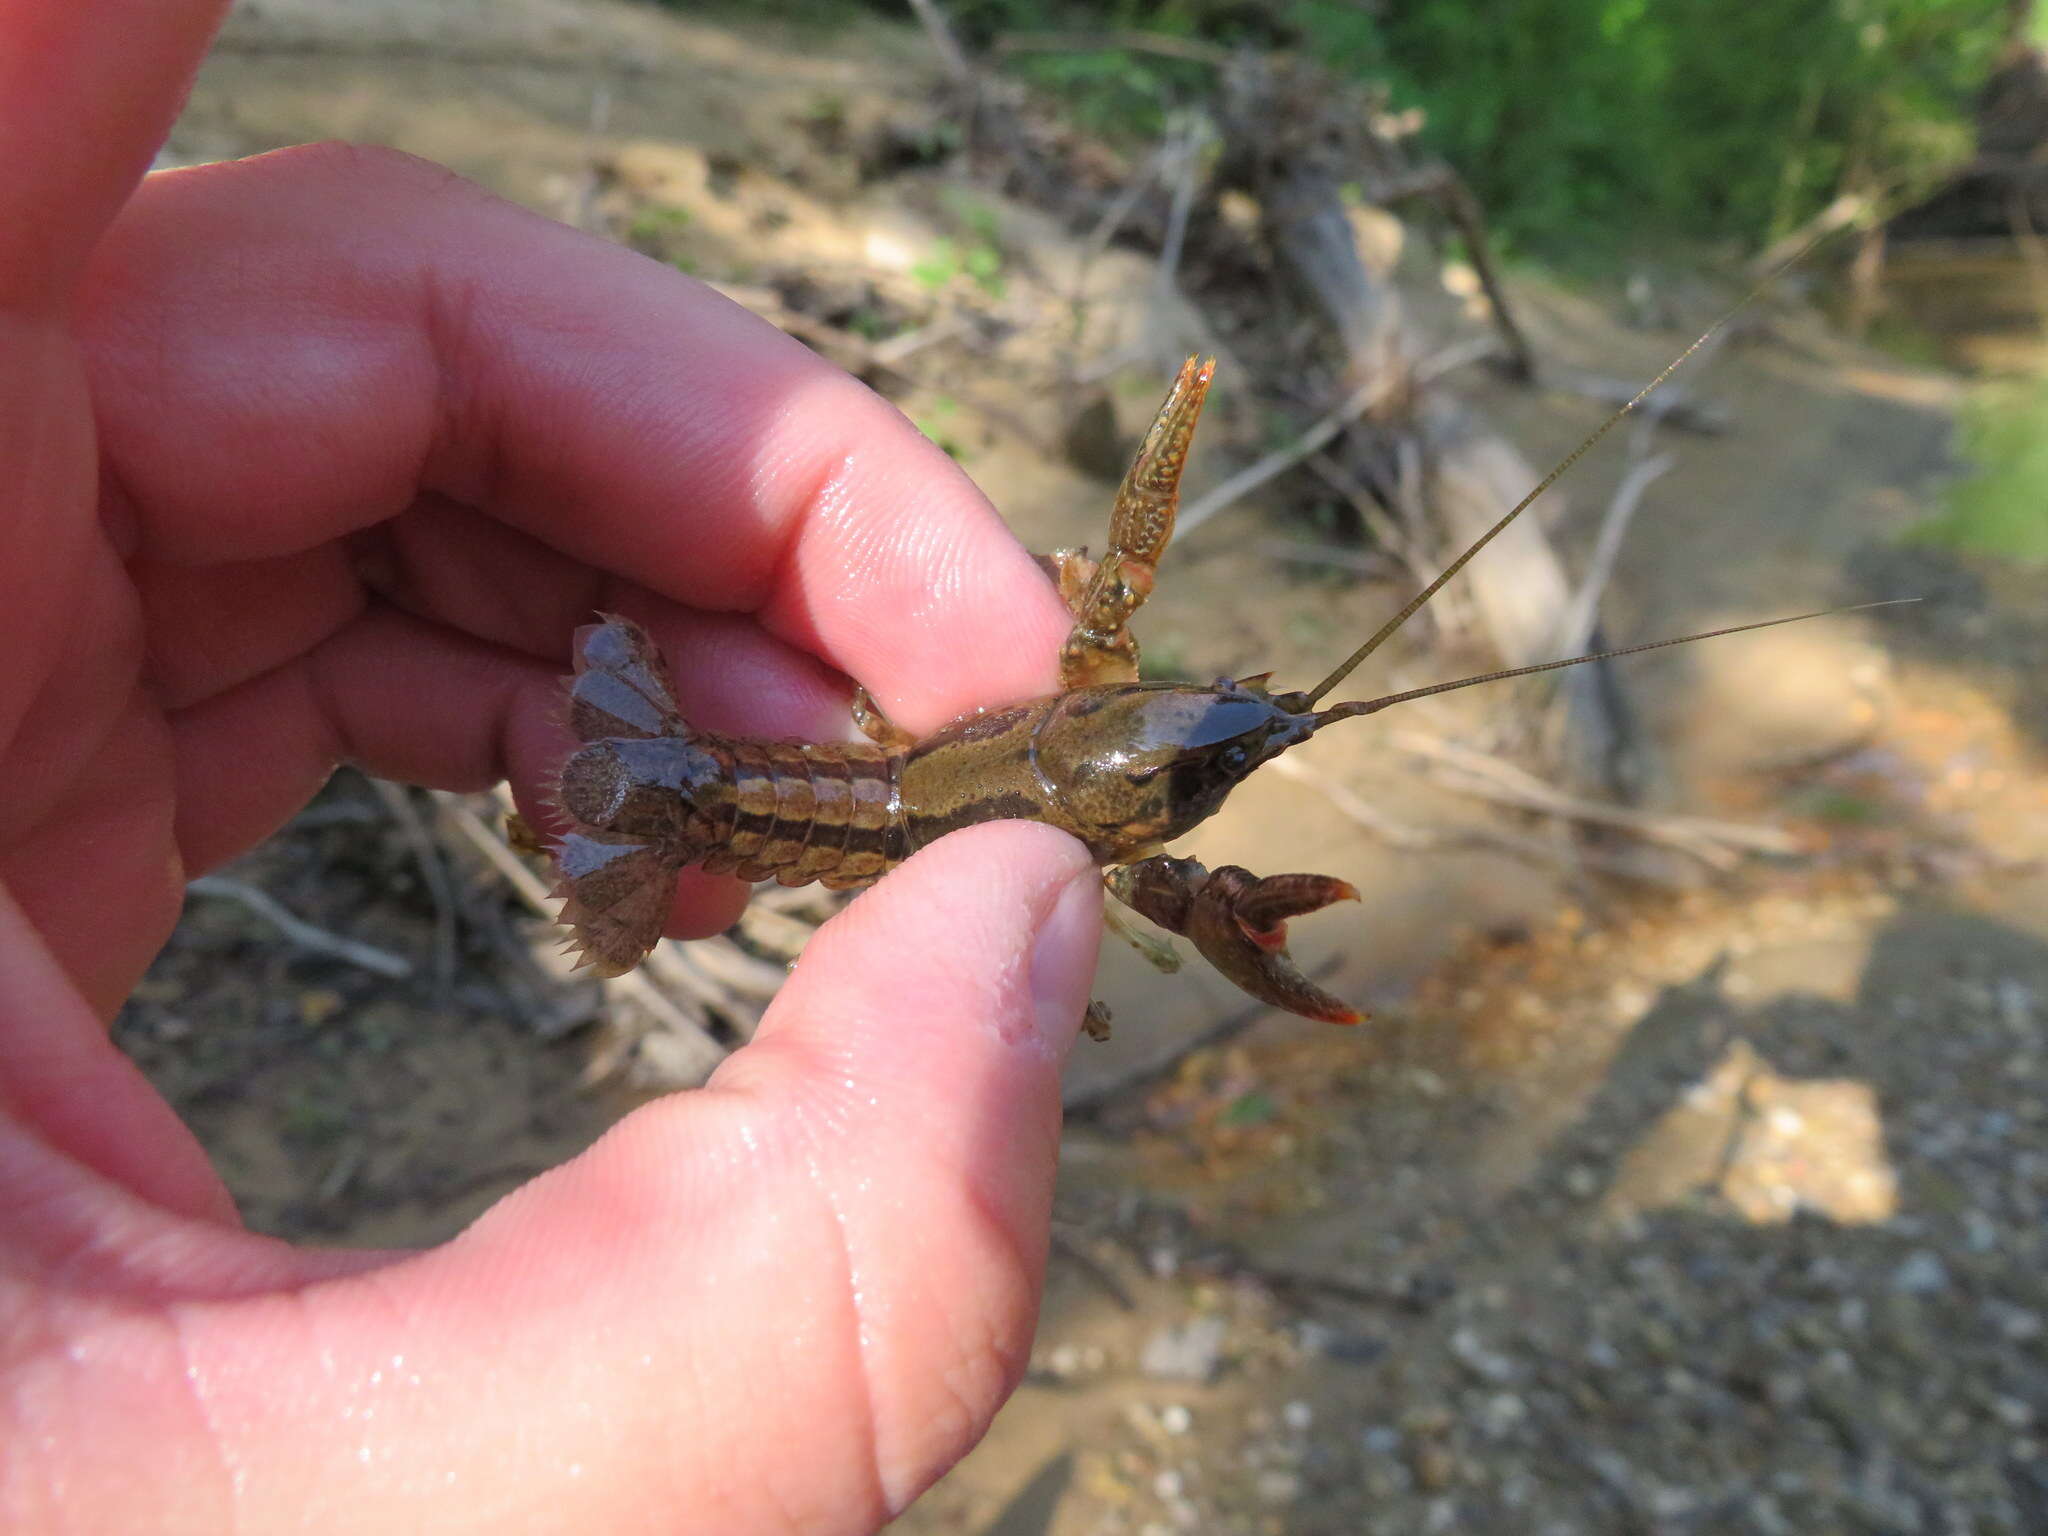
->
[1746,1493,1794,1536]
[1255,1470,1301,1505]
[1449,1326,1515,1383]
[1650,1485,1700,1519]
[1994,1305,2043,1342]
[1152,1469,1184,1500]
[1296,1320,1385,1364]
[1282,1400,1314,1433]
[1159,1403,1193,1436]
[1409,1438,1456,1493]
[1890,1250,1950,1295]
[1141,1314,1229,1383]
[1360,1425,1401,1456]
[1997,979,2035,1029]
[1477,1393,1527,1437]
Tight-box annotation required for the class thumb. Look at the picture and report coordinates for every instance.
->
[696,818,1105,1507]
[737,816,1104,1078]
[472,820,1103,1526]
[134,825,1103,1535]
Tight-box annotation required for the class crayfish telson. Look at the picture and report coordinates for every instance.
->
[551,350,1881,1037]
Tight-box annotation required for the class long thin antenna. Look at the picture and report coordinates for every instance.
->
[1311,602,1913,726]
[1303,241,1836,708]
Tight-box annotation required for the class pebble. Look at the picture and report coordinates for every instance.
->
[1141,1315,1229,1383]
[1159,1403,1193,1436]
[1993,1396,2034,1430]
[1255,1470,1301,1505]
[1450,1326,1516,1383]
[1889,1250,1950,1295]
[1408,1439,1456,1493]
[1297,1320,1387,1365]
[1281,1400,1314,1432]
[1477,1393,1528,1437]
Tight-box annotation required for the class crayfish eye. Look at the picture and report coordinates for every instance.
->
[1218,743,1253,776]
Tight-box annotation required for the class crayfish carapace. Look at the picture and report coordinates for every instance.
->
[551,352,1889,1036]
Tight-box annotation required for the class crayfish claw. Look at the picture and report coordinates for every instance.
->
[1107,855,1366,1026]
[1232,872,1361,950]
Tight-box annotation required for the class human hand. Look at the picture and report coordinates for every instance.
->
[0,3,1103,1529]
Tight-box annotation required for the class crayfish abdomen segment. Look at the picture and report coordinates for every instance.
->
[704,736,905,887]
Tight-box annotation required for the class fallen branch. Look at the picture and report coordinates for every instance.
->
[370,778,460,995]
[905,0,977,88]
[1748,192,1869,278]
[1375,161,1537,383]
[435,793,729,1082]
[1265,755,1680,885]
[1257,537,1395,578]
[1176,335,1496,537]
[1302,450,1441,591]
[991,29,1231,68]
[1551,450,1676,656]
[186,876,413,980]
[1540,366,1732,437]
[1152,114,1209,316]
[1389,731,1798,866]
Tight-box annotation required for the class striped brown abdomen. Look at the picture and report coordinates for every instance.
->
[690,735,907,889]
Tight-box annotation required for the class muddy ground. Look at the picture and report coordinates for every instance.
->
[117,2,2048,1529]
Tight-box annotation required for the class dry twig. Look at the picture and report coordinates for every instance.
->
[370,778,460,995]
[434,792,730,1083]
[1551,450,1677,656]
[185,877,414,980]
[1176,335,1495,537]
[1389,731,1798,866]
[1264,755,1678,885]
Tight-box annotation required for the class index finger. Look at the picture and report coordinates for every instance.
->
[80,144,1072,731]
[0,0,226,310]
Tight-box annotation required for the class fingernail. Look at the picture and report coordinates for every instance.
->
[1028,868,1103,1051]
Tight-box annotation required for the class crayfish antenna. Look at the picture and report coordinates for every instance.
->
[1302,235,1849,709]
[1309,602,1917,727]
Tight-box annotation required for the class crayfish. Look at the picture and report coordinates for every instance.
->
[550,351,1870,1037]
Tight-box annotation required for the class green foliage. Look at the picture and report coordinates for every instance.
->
[927,0,2004,258]
[626,203,693,246]
[1221,1089,1279,1127]
[912,188,1009,295]
[1912,378,2048,566]
[911,394,970,459]
[1375,0,1996,254]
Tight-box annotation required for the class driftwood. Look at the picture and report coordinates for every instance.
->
[1209,56,1581,667]
[1204,52,1722,816]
